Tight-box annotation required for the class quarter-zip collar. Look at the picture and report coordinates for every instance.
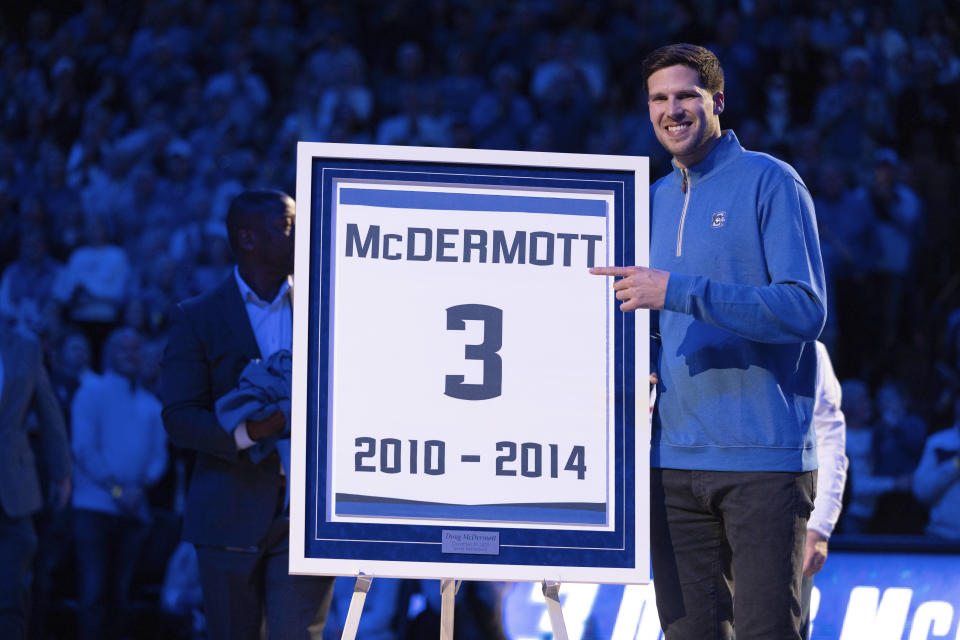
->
[669,130,743,257]
[670,130,743,190]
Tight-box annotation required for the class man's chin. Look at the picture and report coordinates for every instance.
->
[655,135,690,157]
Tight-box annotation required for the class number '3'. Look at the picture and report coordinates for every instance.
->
[444,304,502,400]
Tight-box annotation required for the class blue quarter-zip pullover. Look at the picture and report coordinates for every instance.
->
[650,130,827,472]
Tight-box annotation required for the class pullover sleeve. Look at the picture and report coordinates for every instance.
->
[664,173,826,343]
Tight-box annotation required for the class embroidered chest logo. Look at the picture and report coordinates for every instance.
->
[711,211,727,228]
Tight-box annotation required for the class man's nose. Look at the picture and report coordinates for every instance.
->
[667,97,684,118]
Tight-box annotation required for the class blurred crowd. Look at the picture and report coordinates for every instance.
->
[2,0,960,638]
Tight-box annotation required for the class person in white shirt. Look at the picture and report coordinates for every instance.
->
[71,327,167,640]
[799,341,849,639]
[161,189,334,640]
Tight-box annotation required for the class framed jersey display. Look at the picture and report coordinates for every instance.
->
[289,142,650,583]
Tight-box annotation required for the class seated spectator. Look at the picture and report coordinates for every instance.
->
[250,0,298,70]
[469,63,534,151]
[873,383,927,475]
[841,379,893,533]
[869,382,929,533]
[46,57,84,150]
[202,41,270,141]
[375,86,452,148]
[156,139,209,230]
[80,146,135,230]
[52,213,130,368]
[39,145,84,231]
[933,310,960,425]
[120,163,177,252]
[375,41,432,118]
[530,31,606,103]
[814,48,892,163]
[863,6,909,70]
[437,44,486,121]
[857,148,923,353]
[0,224,63,338]
[913,396,960,540]
[530,46,594,153]
[316,49,373,141]
[776,15,823,126]
[812,160,877,372]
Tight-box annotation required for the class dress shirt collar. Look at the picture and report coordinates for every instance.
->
[234,266,293,309]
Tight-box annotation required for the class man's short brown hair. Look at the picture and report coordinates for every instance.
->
[641,43,725,96]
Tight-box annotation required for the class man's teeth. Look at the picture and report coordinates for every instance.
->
[667,124,689,132]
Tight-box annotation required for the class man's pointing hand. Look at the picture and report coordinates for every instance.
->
[590,265,670,311]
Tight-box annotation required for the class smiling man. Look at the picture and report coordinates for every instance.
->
[591,44,827,639]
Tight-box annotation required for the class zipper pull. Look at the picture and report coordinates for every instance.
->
[680,168,688,193]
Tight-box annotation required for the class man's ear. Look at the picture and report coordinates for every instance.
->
[713,91,725,115]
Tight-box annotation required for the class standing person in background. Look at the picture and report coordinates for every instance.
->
[161,190,334,640]
[592,43,826,639]
[71,327,167,640]
[0,326,71,640]
[800,341,848,639]
[29,329,92,640]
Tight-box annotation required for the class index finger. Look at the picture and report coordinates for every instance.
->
[589,266,640,277]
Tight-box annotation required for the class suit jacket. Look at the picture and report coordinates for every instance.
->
[161,275,284,547]
[0,329,71,518]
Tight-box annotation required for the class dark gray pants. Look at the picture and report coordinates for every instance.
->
[650,468,816,640]
[196,519,334,640]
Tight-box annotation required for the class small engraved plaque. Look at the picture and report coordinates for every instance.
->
[441,530,500,555]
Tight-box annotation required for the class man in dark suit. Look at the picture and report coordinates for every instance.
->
[161,190,334,639]
[0,327,71,640]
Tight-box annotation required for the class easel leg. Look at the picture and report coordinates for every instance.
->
[439,578,460,640]
[542,581,569,640]
[340,574,373,640]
